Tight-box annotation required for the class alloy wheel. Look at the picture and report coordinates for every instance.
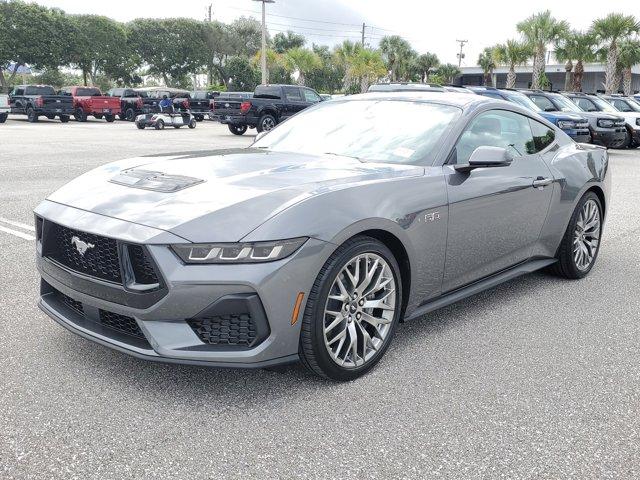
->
[573,199,601,271]
[323,253,397,368]
[262,117,275,130]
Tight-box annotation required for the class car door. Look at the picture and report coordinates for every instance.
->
[301,88,322,107]
[282,86,306,118]
[442,109,555,292]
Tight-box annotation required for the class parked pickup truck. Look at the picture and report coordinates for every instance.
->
[0,94,9,123]
[136,87,190,115]
[189,90,218,121]
[105,88,145,121]
[60,86,121,122]
[9,85,74,122]
[215,84,322,135]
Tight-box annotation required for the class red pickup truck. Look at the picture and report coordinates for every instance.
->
[60,86,122,122]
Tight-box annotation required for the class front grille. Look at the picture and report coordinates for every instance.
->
[188,314,257,346]
[128,245,159,284]
[99,310,145,339]
[60,291,84,316]
[47,223,122,283]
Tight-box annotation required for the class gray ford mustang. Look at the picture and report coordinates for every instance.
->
[35,92,610,380]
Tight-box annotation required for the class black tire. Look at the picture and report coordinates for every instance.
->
[298,236,403,381]
[59,115,70,123]
[136,123,145,130]
[256,113,276,133]
[45,114,55,120]
[27,107,38,123]
[155,119,164,130]
[195,115,204,122]
[0,113,7,123]
[125,107,136,122]
[188,119,196,129]
[228,124,247,135]
[118,112,127,121]
[74,108,87,122]
[173,125,181,129]
[550,191,603,279]
[609,131,630,149]
[105,114,115,123]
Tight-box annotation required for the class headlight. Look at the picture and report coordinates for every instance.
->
[557,120,576,129]
[172,237,308,264]
[597,119,614,128]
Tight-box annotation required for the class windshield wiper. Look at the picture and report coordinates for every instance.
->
[323,152,366,163]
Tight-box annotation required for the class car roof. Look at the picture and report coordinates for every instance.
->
[368,83,445,92]
[346,91,494,108]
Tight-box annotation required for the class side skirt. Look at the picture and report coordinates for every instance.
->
[404,258,557,322]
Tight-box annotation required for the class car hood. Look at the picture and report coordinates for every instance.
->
[577,111,622,121]
[47,149,424,242]
[540,111,587,122]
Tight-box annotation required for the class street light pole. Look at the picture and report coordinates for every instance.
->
[456,39,468,67]
[253,0,275,85]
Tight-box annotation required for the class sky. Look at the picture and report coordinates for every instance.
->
[32,0,633,66]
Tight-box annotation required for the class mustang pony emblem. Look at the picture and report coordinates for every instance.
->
[71,236,95,256]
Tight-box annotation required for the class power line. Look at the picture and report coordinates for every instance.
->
[266,21,362,34]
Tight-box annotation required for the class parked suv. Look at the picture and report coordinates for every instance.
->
[9,85,74,122]
[564,93,630,148]
[216,84,323,134]
[0,93,9,123]
[60,86,121,122]
[519,90,592,144]
[567,93,640,148]
[470,87,592,143]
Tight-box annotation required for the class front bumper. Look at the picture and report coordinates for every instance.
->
[34,202,334,368]
[564,128,591,144]
[135,114,157,127]
[590,127,627,147]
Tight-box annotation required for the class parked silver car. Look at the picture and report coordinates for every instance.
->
[35,92,610,380]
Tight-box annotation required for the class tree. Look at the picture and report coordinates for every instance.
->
[517,10,569,89]
[333,40,362,93]
[477,47,496,86]
[554,31,596,92]
[0,1,73,89]
[279,47,321,86]
[617,39,640,95]
[434,64,461,84]
[227,17,264,58]
[346,48,387,93]
[379,35,415,81]
[413,53,439,83]
[225,56,259,91]
[493,40,531,89]
[272,31,305,53]
[591,14,639,94]
[306,44,344,94]
[69,15,129,86]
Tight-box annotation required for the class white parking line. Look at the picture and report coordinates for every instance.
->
[0,217,36,232]
[0,225,35,241]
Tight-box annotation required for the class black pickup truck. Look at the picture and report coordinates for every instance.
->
[9,85,74,122]
[189,90,218,121]
[105,88,146,121]
[214,84,322,135]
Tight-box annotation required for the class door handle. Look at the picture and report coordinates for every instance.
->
[532,177,553,188]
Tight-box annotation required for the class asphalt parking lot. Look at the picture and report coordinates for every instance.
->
[1,117,639,479]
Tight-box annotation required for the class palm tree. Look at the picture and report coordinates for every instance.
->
[591,14,639,94]
[333,40,362,92]
[435,64,461,84]
[414,52,439,83]
[554,31,597,92]
[252,48,281,83]
[379,35,415,81]
[617,38,640,95]
[517,10,569,89]
[279,47,321,86]
[347,48,387,92]
[478,47,497,86]
[493,40,531,89]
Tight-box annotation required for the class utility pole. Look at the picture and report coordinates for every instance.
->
[253,0,275,85]
[361,23,365,47]
[456,39,468,67]
[206,4,212,22]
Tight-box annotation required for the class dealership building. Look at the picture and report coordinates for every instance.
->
[458,62,640,94]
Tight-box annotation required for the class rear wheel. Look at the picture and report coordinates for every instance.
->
[228,124,247,135]
[105,114,115,123]
[188,119,197,129]
[551,192,603,279]
[125,107,136,121]
[256,113,276,133]
[74,108,87,122]
[59,115,70,123]
[299,236,402,381]
[195,114,204,122]
[136,123,145,130]
[155,119,164,130]
[0,113,7,123]
[27,108,38,123]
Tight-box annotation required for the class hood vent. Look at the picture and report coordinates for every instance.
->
[110,169,204,193]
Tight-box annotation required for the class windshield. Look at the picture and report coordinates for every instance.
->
[627,98,640,112]
[549,94,581,112]
[591,97,618,113]
[253,99,461,165]
[25,86,55,96]
[76,87,101,96]
[504,92,541,112]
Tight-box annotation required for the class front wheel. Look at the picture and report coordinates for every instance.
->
[155,119,164,130]
[228,124,247,135]
[125,108,136,122]
[551,192,603,279]
[105,114,115,123]
[136,123,145,130]
[256,114,276,133]
[188,119,196,129]
[0,113,7,123]
[74,108,87,122]
[27,108,38,123]
[299,236,403,381]
[59,115,70,123]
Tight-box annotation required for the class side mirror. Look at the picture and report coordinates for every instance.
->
[454,146,513,173]
[544,106,556,112]
[255,131,267,142]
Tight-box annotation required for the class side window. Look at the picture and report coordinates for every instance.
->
[12,87,24,96]
[302,89,321,103]
[283,86,302,102]
[452,110,535,164]
[529,95,556,112]
[574,98,597,112]
[529,118,555,152]
[612,99,632,112]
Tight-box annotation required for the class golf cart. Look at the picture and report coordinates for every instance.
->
[135,106,196,130]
